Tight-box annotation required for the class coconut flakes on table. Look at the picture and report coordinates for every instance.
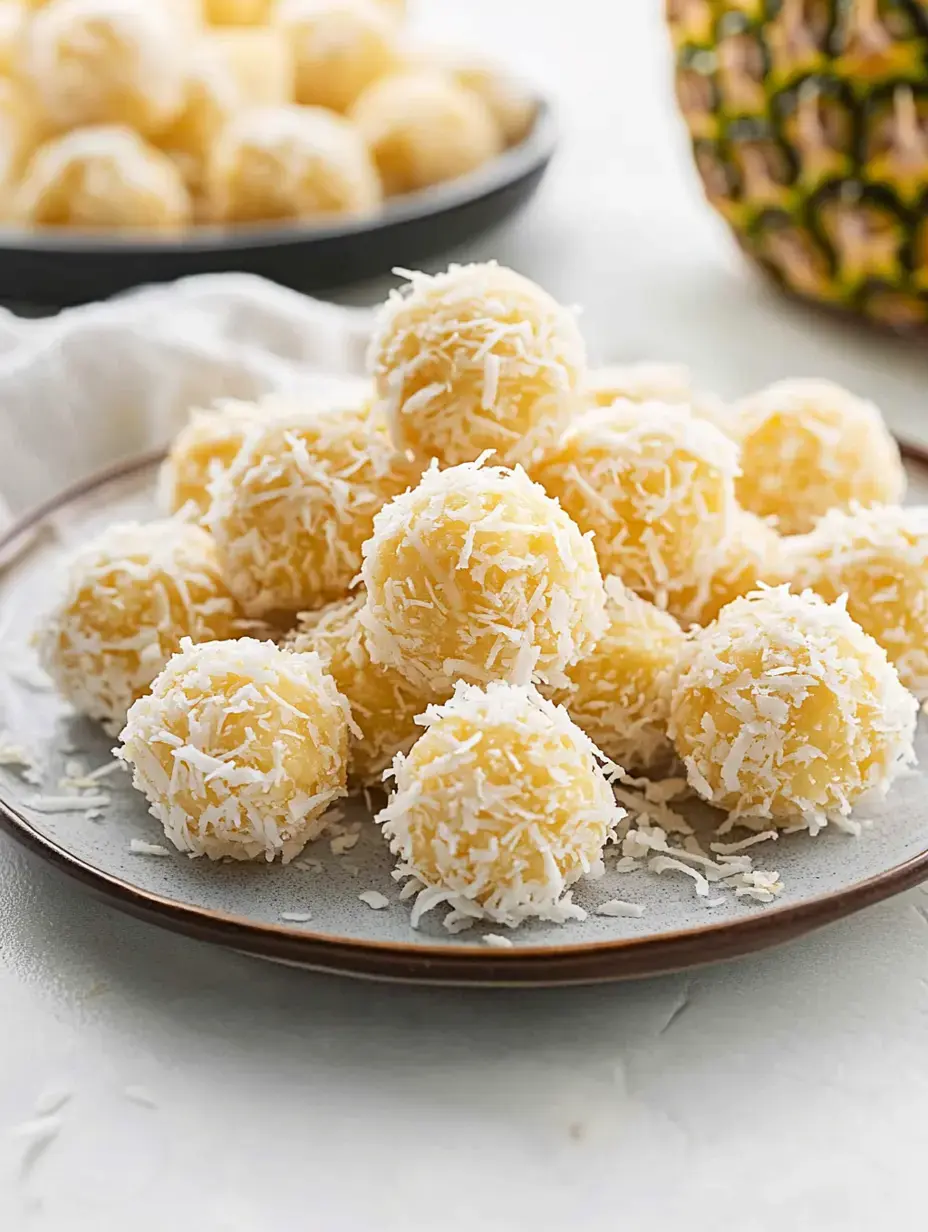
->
[595,899,645,918]
[358,890,389,910]
[279,911,314,923]
[26,793,111,814]
[58,758,125,793]
[128,839,172,857]
[482,933,514,948]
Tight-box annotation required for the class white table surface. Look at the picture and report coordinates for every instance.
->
[4,4,928,1229]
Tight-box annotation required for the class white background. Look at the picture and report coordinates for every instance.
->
[4,3,928,1229]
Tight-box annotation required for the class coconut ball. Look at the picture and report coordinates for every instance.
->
[733,379,905,535]
[551,577,685,773]
[350,69,501,195]
[205,103,381,223]
[584,362,695,408]
[668,510,785,629]
[790,503,928,700]
[24,0,188,136]
[209,397,420,619]
[276,0,399,113]
[532,400,740,609]
[285,592,434,785]
[668,585,917,828]
[159,399,268,519]
[37,521,248,732]
[15,126,192,230]
[442,58,537,147]
[360,459,607,692]
[119,637,349,863]
[0,78,43,201]
[377,681,624,931]
[369,262,585,469]
[203,0,273,23]
[0,2,25,78]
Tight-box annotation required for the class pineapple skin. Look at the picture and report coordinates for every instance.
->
[667,0,928,330]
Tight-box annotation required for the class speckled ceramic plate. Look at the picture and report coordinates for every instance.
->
[3,449,928,986]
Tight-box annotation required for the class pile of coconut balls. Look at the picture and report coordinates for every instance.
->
[37,261,926,932]
[0,0,536,231]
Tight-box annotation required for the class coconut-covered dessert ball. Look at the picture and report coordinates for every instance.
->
[733,379,905,535]
[532,401,740,609]
[209,398,420,619]
[551,577,685,773]
[669,586,917,828]
[442,57,537,147]
[377,681,624,930]
[350,70,501,196]
[119,637,349,863]
[668,511,785,629]
[0,78,43,201]
[585,362,693,408]
[159,29,294,198]
[16,126,192,230]
[790,504,928,701]
[369,262,585,469]
[276,0,399,113]
[0,2,25,78]
[285,593,434,785]
[23,0,188,136]
[203,0,273,23]
[160,399,267,519]
[206,104,381,223]
[360,459,607,692]
[37,521,248,732]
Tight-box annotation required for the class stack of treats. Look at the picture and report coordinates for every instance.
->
[38,261,925,933]
[0,0,537,231]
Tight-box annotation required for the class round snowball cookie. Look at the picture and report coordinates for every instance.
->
[15,126,192,230]
[790,503,928,700]
[377,681,625,931]
[668,586,917,830]
[360,459,608,692]
[23,0,188,136]
[551,577,685,773]
[285,592,434,785]
[276,0,399,113]
[119,638,349,863]
[205,104,381,223]
[350,70,501,196]
[668,511,785,629]
[209,398,421,620]
[369,262,585,469]
[733,379,905,535]
[37,521,248,732]
[532,401,740,609]
[159,399,268,519]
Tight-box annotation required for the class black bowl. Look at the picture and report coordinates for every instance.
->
[0,99,558,308]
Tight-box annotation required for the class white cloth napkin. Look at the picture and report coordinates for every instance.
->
[0,273,374,529]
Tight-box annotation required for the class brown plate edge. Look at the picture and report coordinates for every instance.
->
[3,446,928,987]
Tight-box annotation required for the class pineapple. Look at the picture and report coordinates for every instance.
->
[667,0,928,329]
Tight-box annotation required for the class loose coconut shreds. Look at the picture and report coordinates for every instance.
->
[208,398,421,618]
[360,458,608,692]
[550,576,685,772]
[733,379,905,535]
[284,592,435,785]
[368,262,586,469]
[36,520,250,733]
[118,637,350,863]
[377,681,624,931]
[789,503,928,701]
[669,585,918,826]
[531,400,741,610]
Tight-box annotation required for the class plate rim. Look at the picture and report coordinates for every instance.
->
[0,99,558,255]
[3,444,928,986]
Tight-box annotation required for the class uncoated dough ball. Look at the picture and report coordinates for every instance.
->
[206,104,381,222]
[377,680,624,931]
[208,397,421,619]
[669,586,917,829]
[119,637,349,863]
[15,126,192,230]
[360,458,608,692]
[532,401,741,609]
[350,70,501,195]
[369,262,586,469]
[24,0,189,136]
[551,577,685,773]
[276,0,400,113]
[733,379,905,535]
[790,503,928,701]
[36,520,249,732]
